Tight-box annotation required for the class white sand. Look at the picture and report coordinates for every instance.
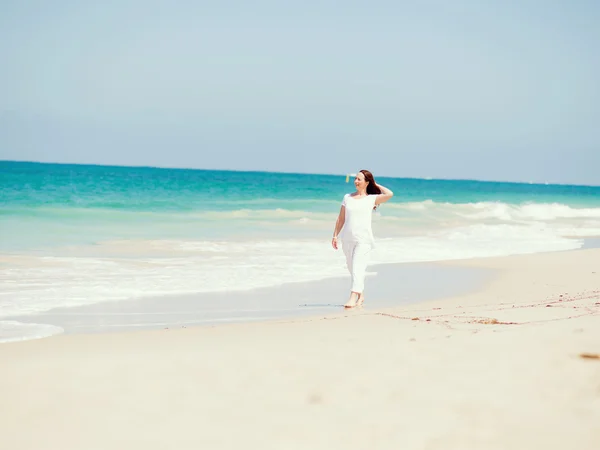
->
[1,249,599,450]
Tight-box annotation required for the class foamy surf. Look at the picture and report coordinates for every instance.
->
[0,221,587,322]
[0,320,64,344]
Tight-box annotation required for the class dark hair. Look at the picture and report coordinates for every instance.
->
[360,170,382,195]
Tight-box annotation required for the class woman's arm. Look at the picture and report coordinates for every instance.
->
[375,183,394,205]
[331,205,345,249]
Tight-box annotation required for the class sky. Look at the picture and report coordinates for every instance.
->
[1,0,599,185]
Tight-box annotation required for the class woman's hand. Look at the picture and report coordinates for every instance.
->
[332,205,345,250]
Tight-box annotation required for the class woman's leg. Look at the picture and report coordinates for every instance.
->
[342,241,354,276]
[342,241,360,308]
[349,242,372,295]
[343,241,372,308]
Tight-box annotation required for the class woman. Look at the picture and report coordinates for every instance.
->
[331,170,394,308]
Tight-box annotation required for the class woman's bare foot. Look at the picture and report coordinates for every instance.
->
[344,292,359,308]
[356,293,365,308]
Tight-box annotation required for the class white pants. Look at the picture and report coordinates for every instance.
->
[342,241,373,294]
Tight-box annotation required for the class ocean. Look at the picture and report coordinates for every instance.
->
[1,161,600,342]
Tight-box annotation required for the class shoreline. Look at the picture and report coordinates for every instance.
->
[1,248,599,449]
[3,237,600,343]
[2,260,493,341]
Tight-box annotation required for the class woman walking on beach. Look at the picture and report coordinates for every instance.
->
[331,170,394,308]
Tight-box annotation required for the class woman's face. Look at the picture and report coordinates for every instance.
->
[354,172,369,190]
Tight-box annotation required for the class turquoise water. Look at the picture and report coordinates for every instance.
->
[3,161,599,212]
[1,160,599,342]
[2,161,599,250]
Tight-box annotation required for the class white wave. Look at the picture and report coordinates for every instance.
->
[454,202,600,222]
[381,201,600,237]
[385,200,436,211]
[549,227,600,237]
[515,203,600,220]
[2,198,599,322]
[0,222,585,319]
[371,224,582,265]
[196,208,336,221]
[0,321,64,344]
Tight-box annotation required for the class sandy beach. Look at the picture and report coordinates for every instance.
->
[1,248,599,450]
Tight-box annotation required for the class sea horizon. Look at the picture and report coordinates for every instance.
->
[2,159,598,188]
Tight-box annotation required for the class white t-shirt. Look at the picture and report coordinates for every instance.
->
[341,193,378,245]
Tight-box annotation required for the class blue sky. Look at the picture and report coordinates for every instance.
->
[1,1,599,184]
